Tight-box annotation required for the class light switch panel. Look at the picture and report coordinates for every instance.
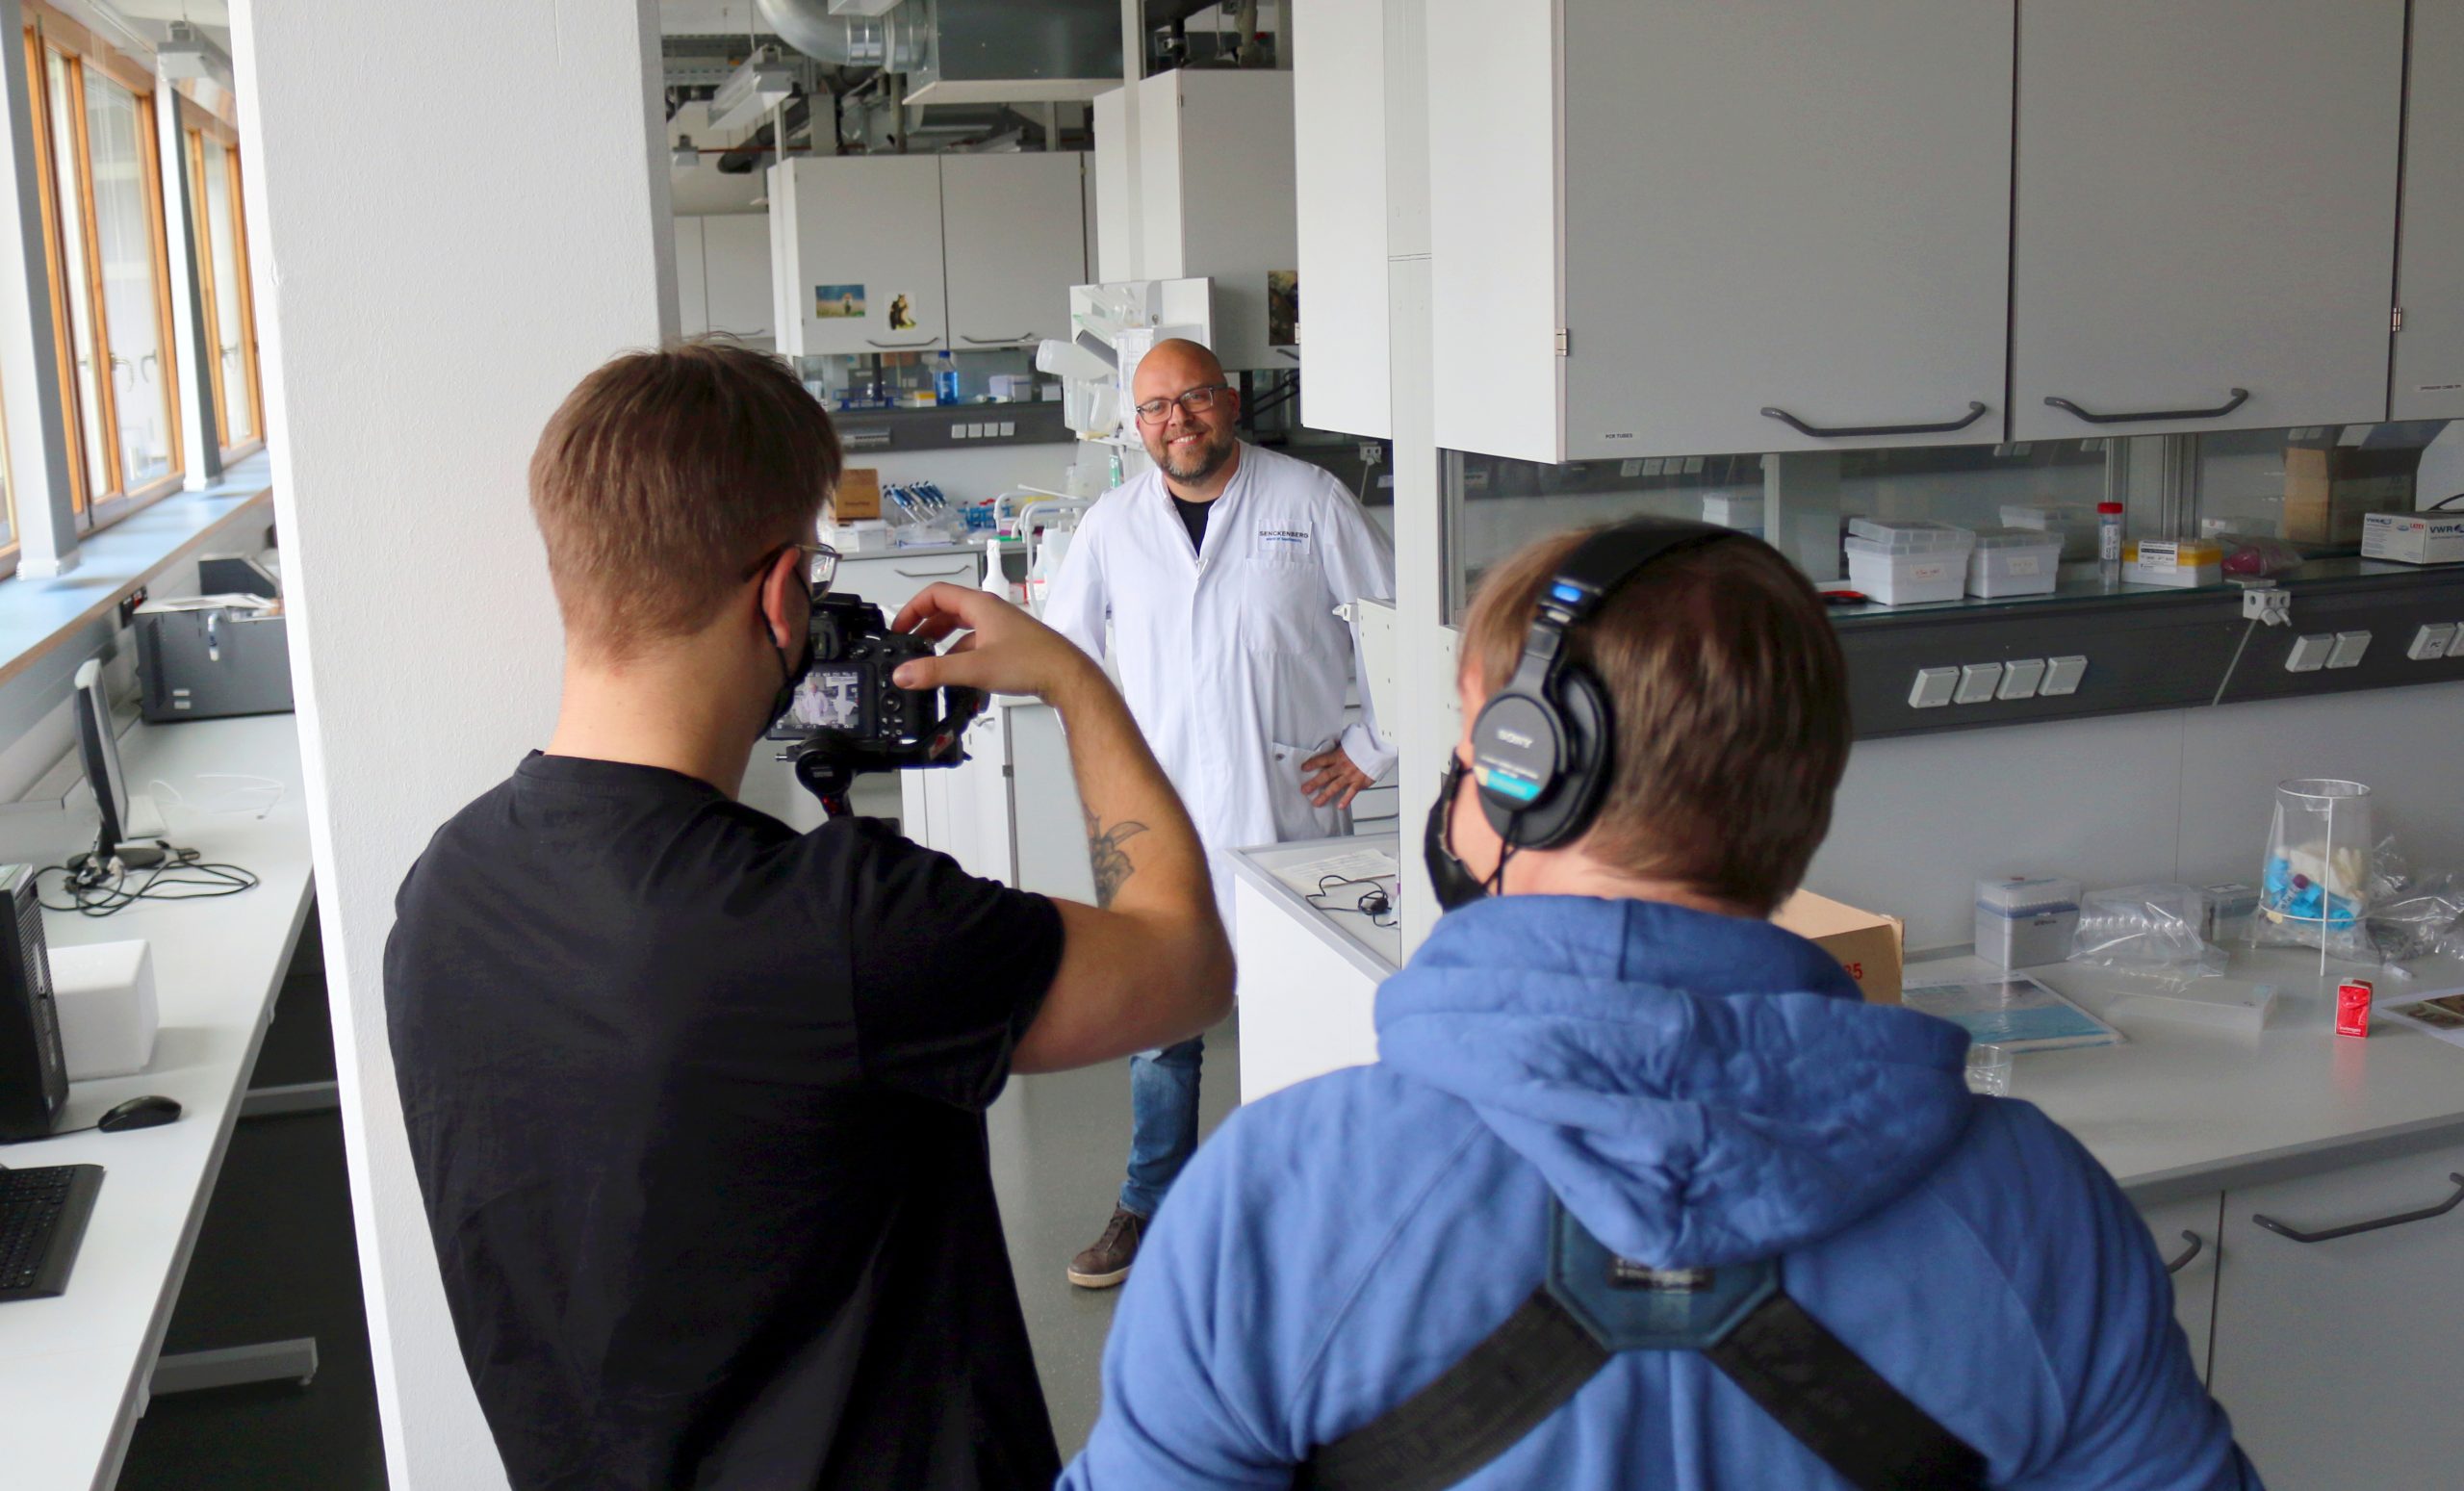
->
[1998,658,2046,700]
[1909,667,1959,708]
[1955,662,2003,705]
[2285,634,2333,673]
[2407,623,2453,662]
[2325,630,2371,670]
[2040,656,2088,696]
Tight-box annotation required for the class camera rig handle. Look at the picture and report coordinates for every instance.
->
[786,685,989,819]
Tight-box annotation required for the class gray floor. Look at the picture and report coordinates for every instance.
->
[990,1015,1244,1459]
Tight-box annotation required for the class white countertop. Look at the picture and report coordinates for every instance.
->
[0,712,314,1491]
[1224,852,2464,1204]
[1225,834,1403,981]
[1929,949,2464,1204]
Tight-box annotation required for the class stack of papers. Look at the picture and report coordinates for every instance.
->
[1901,975,2123,1053]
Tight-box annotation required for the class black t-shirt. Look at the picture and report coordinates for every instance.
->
[1171,492,1214,553]
[383,753,1065,1491]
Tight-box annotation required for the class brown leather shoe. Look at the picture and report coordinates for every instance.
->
[1066,1206,1147,1289]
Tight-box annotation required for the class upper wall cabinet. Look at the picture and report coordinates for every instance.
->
[700,214,775,344]
[775,155,949,356]
[2010,0,2405,441]
[1133,69,1298,371]
[672,217,709,338]
[2397,0,2464,421]
[1293,0,1391,440]
[940,152,1086,350]
[1430,0,2016,464]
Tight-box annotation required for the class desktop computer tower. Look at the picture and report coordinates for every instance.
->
[0,864,65,1141]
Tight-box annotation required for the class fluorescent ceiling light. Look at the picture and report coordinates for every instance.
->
[708,52,796,134]
[157,20,233,86]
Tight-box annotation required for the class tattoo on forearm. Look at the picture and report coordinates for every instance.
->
[1085,810,1149,910]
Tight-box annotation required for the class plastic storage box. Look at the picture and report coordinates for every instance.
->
[1965,527,2066,599]
[2122,539,2223,588]
[1975,876,2083,968]
[1701,492,1764,536]
[1843,520,1976,606]
[2001,502,2098,561]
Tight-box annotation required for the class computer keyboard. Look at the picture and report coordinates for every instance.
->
[0,1164,103,1300]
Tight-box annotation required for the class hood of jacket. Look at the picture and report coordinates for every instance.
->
[1373,895,1973,1268]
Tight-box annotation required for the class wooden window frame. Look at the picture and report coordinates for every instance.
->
[186,120,263,461]
[24,13,187,533]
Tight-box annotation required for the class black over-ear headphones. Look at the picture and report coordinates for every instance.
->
[1469,517,1740,850]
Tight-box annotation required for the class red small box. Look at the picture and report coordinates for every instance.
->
[2336,979,2374,1039]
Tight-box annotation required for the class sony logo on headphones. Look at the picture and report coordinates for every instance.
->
[1494,729,1535,749]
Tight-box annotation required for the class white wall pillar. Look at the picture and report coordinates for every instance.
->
[226,2,676,1486]
[154,81,220,489]
[0,0,78,576]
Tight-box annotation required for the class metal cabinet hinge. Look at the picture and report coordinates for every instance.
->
[2394,307,2405,332]
[1553,328,1571,356]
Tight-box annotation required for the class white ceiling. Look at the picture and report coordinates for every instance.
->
[108,0,228,21]
[661,0,765,38]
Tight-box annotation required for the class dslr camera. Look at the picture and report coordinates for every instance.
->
[770,592,985,811]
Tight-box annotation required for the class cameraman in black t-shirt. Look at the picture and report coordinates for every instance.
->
[383,344,1232,1491]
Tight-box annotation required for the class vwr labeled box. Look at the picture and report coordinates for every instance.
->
[2360,511,2464,566]
[1776,889,1904,1005]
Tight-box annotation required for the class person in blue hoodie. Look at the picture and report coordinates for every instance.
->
[1060,520,2259,1489]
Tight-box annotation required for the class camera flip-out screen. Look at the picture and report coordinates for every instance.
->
[787,667,866,733]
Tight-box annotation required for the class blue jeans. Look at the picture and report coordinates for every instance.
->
[1120,1035,1204,1218]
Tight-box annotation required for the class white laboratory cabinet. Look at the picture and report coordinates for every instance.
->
[774,155,950,356]
[2007,0,2404,440]
[1116,68,1296,371]
[940,152,1087,350]
[699,214,775,343]
[1425,0,2015,463]
[2396,0,2464,422]
[1292,0,1390,439]
[672,217,708,336]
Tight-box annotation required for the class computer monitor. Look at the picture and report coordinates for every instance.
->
[70,659,162,875]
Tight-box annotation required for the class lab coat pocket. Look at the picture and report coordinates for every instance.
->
[1269,738,1344,841]
[1237,556,1330,657]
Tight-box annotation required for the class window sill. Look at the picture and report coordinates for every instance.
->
[0,450,273,692]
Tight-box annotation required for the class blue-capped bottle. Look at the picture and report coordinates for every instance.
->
[935,350,960,406]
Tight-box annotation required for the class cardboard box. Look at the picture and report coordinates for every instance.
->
[2284,446,2414,545]
[2360,511,2464,565]
[832,467,883,522]
[1776,889,1905,1005]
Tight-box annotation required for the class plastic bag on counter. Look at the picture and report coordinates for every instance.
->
[2217,533,2306,578]
[2069,884,2228,975]
[2369,873,2464,964]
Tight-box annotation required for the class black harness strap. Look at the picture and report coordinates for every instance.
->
[1297,1251,1987,1491]
[1294,1288,1605,1491]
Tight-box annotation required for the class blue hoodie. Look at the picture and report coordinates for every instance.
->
[1061,896,2258,1489]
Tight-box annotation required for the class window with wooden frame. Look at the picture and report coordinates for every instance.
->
[23,10,184,530]
[186,117,261,455]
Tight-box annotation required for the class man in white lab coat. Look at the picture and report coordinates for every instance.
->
[1042,338,1397,1288]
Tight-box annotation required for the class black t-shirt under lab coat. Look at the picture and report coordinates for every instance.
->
[383,753,1065,1491]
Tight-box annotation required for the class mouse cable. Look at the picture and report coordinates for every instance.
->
[35,846,260,918]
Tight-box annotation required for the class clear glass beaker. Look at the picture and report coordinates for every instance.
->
[2259,779,2373,950]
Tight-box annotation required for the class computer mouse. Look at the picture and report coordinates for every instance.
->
[97,1094,183,1133]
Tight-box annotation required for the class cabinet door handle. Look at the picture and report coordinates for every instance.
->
[1758,400,1989,439]
[2163,1230,2203,1274]
[960,333,1037,346]
[2042,388,2250,425]
[2252,1172,2464,1244]
[893,565,971,578]
[865,337,937,349]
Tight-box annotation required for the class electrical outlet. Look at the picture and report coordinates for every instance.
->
[2242,586,2291,627]
[117,586,147,627]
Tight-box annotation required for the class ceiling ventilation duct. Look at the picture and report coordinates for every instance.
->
[757,0,1122,106]
[755,0,928,70]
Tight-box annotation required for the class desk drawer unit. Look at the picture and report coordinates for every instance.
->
[2208,1140,2464,1487]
